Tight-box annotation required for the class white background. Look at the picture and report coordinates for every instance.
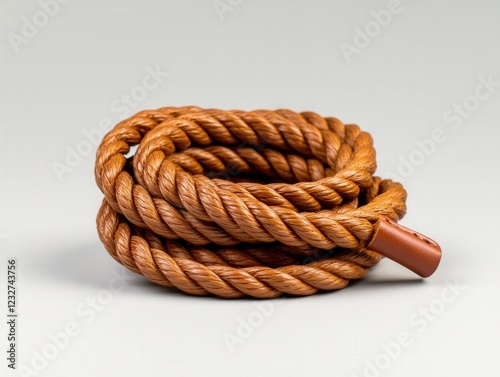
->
[1,1,499,376]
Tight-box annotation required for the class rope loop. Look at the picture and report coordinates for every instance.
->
[95,107,407,298]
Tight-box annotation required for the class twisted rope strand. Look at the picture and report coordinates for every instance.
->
[95,107,407,298]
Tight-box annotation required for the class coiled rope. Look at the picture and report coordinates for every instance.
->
[95,107,409,298]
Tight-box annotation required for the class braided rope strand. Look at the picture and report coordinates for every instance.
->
[95,107,407,298]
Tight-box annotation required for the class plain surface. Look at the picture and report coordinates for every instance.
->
[1,1,499,376]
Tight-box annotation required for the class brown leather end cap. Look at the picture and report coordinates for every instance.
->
[367,216,442,278]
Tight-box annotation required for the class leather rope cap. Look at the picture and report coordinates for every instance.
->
[367,216,442,278]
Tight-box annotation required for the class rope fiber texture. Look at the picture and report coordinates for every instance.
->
[95,107,407,298]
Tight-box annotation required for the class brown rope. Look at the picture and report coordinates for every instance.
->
[95,107,407,298]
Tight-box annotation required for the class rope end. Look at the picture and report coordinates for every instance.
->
[367,216,442,278]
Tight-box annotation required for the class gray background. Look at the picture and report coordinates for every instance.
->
[1,0,499,376]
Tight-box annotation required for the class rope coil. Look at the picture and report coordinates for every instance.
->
[95,107,408,298]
